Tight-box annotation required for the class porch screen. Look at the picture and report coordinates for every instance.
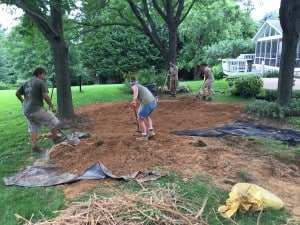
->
[271,39,278,66]
[296,41,300,67]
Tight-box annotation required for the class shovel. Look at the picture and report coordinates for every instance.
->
[133,106,140,132]
[49,111,79,146]
[161,72,169,94]
[57,128,80,146]
[193,82,205,99]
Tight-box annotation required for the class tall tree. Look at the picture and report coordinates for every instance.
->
[177,0,257,81]
[1,0,75,119]
[125,0,196,65]
[84,0,196,66]
[277,0,300,105]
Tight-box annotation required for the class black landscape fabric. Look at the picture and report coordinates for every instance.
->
[171,120,300,145]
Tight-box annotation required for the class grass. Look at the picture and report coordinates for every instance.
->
[0,80,295,224]
[222,136,300,163]
[67,84,133,107]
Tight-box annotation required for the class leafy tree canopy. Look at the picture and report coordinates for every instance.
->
[178,0,258,68]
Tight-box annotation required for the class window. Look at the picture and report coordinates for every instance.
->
[270,39,278,66]
[271,39,277,58]
[256,42,261,56]
[266,40,271,59]
[296,41,300,61]
[261,41,266,58]
[270,27,276,36]
[277,40,282,67]
[255,41,261,64]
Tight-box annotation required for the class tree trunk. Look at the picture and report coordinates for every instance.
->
[277,34,298,105]
[48,0,75,118]
[126,0,195,68]
[50,39,75,118]
[277,0,300,105]
[168,27,178,64]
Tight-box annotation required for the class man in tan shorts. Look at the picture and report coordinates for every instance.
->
[168,62,178,97]
[200,63,214,101]
[16,67,65,153]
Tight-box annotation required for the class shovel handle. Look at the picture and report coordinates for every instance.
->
[133,106,139,132]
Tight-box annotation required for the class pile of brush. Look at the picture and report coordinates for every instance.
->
[16,185,208,225]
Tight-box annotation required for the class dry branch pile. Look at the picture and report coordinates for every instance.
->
[16,186,209,225]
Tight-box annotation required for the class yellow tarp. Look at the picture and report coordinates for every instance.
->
[218,183,284,218]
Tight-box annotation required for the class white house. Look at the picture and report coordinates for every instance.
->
[222,20,300,75]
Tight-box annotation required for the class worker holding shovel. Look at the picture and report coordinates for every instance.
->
[168,62,178,97]
[16,67,66,153]
[130,76,157,140]
[199,63,214,101]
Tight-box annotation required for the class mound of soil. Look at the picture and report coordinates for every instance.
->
[51,96,300,220]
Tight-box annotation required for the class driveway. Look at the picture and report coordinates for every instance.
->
[262,78,300,90]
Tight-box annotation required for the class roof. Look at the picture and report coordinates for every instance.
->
[252,20,282,41]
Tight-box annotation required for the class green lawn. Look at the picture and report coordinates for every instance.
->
[0,80,294,225]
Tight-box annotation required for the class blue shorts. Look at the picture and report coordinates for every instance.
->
[138,101,157,119]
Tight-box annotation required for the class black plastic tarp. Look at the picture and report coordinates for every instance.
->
[171,120,300,145]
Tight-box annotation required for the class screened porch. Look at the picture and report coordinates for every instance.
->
[222,20,300,76]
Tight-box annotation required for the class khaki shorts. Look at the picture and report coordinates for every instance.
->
[203,79,214,88]
[170,79,178,89]
[24,108,60,133]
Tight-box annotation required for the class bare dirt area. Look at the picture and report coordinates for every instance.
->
[51,96,300,220]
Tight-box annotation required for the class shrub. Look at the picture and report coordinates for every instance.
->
[0,82,10,90]
[246,99,300,118]
[293,91,300,98]
[123,68,167,93]
[227,74,263,98]
[256,90,300,102]
[263,70,279,78]
[212,64,225,80]
[256,89,278,101]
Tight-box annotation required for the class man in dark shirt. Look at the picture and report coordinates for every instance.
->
[16,67,64,153]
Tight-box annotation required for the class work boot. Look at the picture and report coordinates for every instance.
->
[53,136,66,145]
[148,131,156,139]
[31,146,43,153]
[206,96,212,101]
[202,96,206,101]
